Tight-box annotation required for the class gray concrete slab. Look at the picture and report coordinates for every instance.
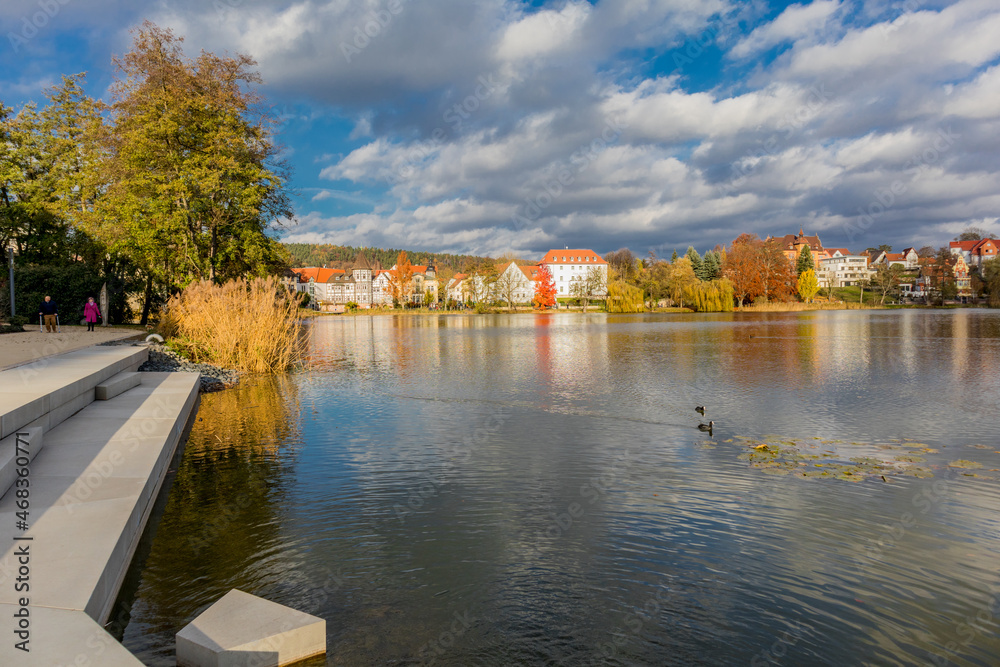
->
[176,589,327,667]
[0,346,148,439]
[96,372,142,400]
[0,371,199,625]
[0,604,144,666]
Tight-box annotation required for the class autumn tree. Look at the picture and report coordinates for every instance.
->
[872,263,903,304]
[533,263,556,309]
[387,250,414,306]
[605,268,644,313]
[722,234,765,306]
[604,248,636,282]
[494,263,523,312]
[983,259,1000,307]
[570,266,605,310]
[466,262,498,310]
[87,22,293,320]
[798,269,819,303]
[667,257,698,308]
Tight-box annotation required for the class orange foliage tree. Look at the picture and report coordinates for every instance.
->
[533,263,557,308]
[723,234,795,306]
[387,250,414,305]
[723,234,766,306]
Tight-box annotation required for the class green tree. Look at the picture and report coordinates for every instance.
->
[686,246,704,281]
[796,245,814,275]
[86,22,293,320]
[955,227,988,241]
[670,249,678,262]
[797,269,819,303]
[703,250,721,280]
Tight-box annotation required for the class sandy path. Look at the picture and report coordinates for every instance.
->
[0,326,145,371]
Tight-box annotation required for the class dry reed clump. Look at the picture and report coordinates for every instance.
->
[159,277,309,373]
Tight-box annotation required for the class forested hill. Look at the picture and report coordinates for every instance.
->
[283,243,491,272]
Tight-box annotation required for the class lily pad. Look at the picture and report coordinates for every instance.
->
[949,460,983,469]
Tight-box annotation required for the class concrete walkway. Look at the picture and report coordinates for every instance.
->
[0,346,200,665]
[0,327,143,372]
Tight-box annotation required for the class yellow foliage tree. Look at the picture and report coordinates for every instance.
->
[798,269,820,303]
[606,272,645,313]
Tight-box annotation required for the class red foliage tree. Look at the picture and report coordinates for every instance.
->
[533,263,557,309]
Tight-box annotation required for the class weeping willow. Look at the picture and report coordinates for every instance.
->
[683,278,735,312]
[606,280,645,313]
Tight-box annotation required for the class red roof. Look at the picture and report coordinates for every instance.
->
[520,265,540,281]
[292,267,344,283]
[540,249,607,264]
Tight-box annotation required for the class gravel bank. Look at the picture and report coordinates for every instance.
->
[101,340,241,392]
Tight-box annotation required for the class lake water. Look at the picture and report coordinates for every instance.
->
[117,310,1000,665]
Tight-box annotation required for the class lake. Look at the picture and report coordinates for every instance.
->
[117,310,1000,665]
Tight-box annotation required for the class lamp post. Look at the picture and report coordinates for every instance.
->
[6,241,14,318]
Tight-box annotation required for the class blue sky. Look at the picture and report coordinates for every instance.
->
[2,0,999,258]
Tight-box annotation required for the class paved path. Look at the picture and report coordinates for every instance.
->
[0,327,142,371]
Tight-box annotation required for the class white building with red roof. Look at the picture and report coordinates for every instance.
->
[539,248,608,298]
[949,239,999,268]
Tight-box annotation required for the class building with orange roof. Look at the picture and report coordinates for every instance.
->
[291,249,382,309]
[539,248,608,298]
[949,238,999,268]
[766,229,833,265]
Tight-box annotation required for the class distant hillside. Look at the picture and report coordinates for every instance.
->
[282,243,492,273]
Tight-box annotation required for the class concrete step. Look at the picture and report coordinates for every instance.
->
[0,426,43,499]
[95,371,142,400]
[0,346,148,439]
[0,605,143,665]
[0,372,200,626]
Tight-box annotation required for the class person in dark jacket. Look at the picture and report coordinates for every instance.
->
[39,296,58,333]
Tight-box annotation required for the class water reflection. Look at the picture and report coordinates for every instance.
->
[121,311,1000,665]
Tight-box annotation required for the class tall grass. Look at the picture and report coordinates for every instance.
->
[159,277,309,373]
[738,301,882,312]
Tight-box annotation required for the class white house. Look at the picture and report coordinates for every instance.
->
[539,248,608,298]
[873,248,919,270]
[817,253,874,288]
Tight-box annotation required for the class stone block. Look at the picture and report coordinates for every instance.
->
[96,371,142,400]
[177,589,326,667]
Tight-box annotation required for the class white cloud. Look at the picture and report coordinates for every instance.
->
[730,0,841,58]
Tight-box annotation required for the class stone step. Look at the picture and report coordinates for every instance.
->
[177,589,326,667]
[95,371,142,400]
[0,372,200,636]
[0,426,43,499]
[0,346,148,439]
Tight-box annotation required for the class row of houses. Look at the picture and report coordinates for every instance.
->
[445,249,608,304]
[291,248,609,310]
[290,250,441,310]
[773,229,989,299]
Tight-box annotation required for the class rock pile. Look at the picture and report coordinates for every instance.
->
[101,341,240,392]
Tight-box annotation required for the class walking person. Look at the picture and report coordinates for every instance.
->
[84,296,101,332]
[39,296,58,333]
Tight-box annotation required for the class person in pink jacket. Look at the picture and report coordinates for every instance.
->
[84,297,101,331]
